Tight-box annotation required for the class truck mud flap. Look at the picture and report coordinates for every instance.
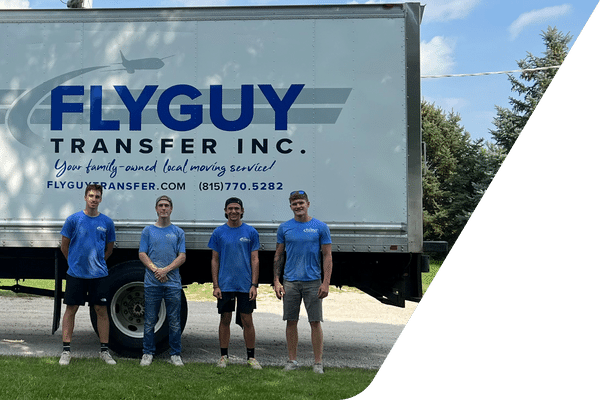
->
[52,249,62,335]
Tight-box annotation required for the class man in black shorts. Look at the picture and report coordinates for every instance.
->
[59,184,116,366]
[209,197,261,369]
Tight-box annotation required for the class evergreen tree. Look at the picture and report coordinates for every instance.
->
[491,27,572,152]
[422,100,487,247]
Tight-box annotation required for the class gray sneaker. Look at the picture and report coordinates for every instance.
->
[283,360,300,371]
[140,354,153,367]
[59,351,71,366]
[100,350,116,365]
[170,355,184,366]
[313,362,324,374]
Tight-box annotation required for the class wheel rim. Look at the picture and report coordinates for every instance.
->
[110,281,166,339]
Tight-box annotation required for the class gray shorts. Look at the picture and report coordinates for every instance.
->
[283,279,323,322]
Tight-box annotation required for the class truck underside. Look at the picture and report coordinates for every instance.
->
[0,247,425,355]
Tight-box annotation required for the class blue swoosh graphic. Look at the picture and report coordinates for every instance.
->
[6,66,108,148]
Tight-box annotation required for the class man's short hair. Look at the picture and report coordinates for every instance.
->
[85,184,103,196]
[289,190,308,203]
[155,195,173,207]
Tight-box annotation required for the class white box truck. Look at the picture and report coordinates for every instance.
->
[0,3,429,355]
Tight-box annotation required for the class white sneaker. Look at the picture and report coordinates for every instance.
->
[313,362,324,374]
[170,355,184,366]
[216,355,229,368]
[59,351,71,366]
[140,354,153,367]
[247,357,262,370]
[284,360,300,371]
[100,350,116,365]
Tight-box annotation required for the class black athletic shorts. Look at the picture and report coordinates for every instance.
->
[63,274,110,306]
[217,292,256,315]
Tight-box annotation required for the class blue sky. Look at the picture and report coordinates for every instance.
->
[2,0,598,142]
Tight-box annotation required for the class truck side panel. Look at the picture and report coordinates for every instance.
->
[0,4,421,256]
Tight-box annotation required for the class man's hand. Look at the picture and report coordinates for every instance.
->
[249,286,257,301]
[154,268,168,283]
[273,281,285,300]
[213,287,222,299]
[317,282,329,299]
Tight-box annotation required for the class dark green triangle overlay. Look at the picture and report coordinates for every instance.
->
[357,2,600,400]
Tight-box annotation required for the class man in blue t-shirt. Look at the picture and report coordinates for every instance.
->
[209,197,261,370]
[59,184,116,366]
[139,195,186,367]
[273,190,333,374]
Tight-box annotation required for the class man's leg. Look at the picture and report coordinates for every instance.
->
[143,286,162,355]
[240,313,256,349]
[286,319,299,361]
[165,286,182,355]
[240,312,262,369]
[219,312,232,349]
[95,304,117,364]
[62,304,79,343]
[310,321,324,364]
[304,280,325,368]
[94,305,110,344]
[282,280,302,362]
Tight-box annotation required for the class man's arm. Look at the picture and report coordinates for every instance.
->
[139,251,166,283]
[158,252,187,273]
[139,252,157,272]
[318,243,333,299]
[273,243,285,299]
[211,250,222,299]
[153,252,186,282]
[105,241,114,261]
[249,250,259,301]
[61,236,70,260]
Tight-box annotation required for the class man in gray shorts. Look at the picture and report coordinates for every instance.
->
[273,191,333,374]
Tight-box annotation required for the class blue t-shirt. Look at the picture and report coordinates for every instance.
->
[277,218,332,282]
[139,224,186,288]
[208,223,260,293]
[61,211,116,279]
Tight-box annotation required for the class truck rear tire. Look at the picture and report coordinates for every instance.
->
[90,261,188,357]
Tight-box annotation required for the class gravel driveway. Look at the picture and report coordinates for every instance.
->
[0,291,417,370]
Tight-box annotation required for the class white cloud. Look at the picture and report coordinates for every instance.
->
[421,35,456,76]
[509,4,573,40]
[421,0,481,23]
[0,0,30,8]
[423,94,468,114]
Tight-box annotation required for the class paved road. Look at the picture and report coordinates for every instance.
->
[0,296,413,370]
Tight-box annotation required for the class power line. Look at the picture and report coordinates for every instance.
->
[421,65,561,79]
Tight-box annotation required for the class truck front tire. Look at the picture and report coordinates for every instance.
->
[90,261,188,357]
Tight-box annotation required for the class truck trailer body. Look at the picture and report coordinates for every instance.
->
[0,3,425,355]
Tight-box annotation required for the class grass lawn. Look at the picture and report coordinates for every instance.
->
[0,355,376,400]
[422,258,442,293]
[0,266,444,399]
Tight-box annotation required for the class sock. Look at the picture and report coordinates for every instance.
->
[220,348,228,358]
[63,342,71,352]
[247,348,255,360]
[100,343,109,352]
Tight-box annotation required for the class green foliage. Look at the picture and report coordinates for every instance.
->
[0,356,376,400]
[422,259,442,293]
[491,27,572,152]
[421,101,488,247]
